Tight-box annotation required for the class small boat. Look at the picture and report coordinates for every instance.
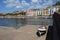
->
[36,26,47,37]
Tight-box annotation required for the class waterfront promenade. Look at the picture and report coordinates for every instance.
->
[0,16,52,19]
[0,25,47,40]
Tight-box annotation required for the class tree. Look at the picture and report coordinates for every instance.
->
[55,1,60,5]
[0,14,5,16]
[18,12,26,15]
[6,13,18,16]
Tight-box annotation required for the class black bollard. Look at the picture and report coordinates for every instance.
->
[36,30,46,37]
[36,31,41,37]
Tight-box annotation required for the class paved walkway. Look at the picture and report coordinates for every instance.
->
[0,25,47,40]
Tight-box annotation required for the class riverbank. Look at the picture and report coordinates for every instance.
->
[0,25,47,40]
[0,16,52,19]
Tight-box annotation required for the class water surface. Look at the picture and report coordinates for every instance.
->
[0,18,53,28]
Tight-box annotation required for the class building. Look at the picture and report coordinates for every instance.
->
[25,5,60,16]
[48,5,60,15]
[55,5,60,11]
[26,10,35,16]
[42,8,49,16]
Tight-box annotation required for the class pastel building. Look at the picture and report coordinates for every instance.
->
[25,5,60,16]
[33,10,41,16]
[26,9,42,16]
[26,10,35,16]
[55,5,60,11]
[42,8,49,16]
[48,5,60,15]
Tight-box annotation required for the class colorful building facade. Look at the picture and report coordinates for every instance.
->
[23,5,60,16]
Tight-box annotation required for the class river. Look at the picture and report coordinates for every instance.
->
[0,17,53,28]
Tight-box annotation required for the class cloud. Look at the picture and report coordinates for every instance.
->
[42,0,54,8]
[3,0,55,10]
[31,0,42,5]
[28,4,42,9]
[31,0,43,3]
[3,0,30,9]
[16,6,22,8]
[28,0,54,10]
[3,0,21,8]
[43,0,48,3]
[31,0,38,3]
[21,0,30,6]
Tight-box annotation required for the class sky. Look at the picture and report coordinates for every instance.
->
[0,0,58,13]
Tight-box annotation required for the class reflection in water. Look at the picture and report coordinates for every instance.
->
[15,18,27,29]
[0,18,53,28]
[0,18,27,27]
[27,18,53,26]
